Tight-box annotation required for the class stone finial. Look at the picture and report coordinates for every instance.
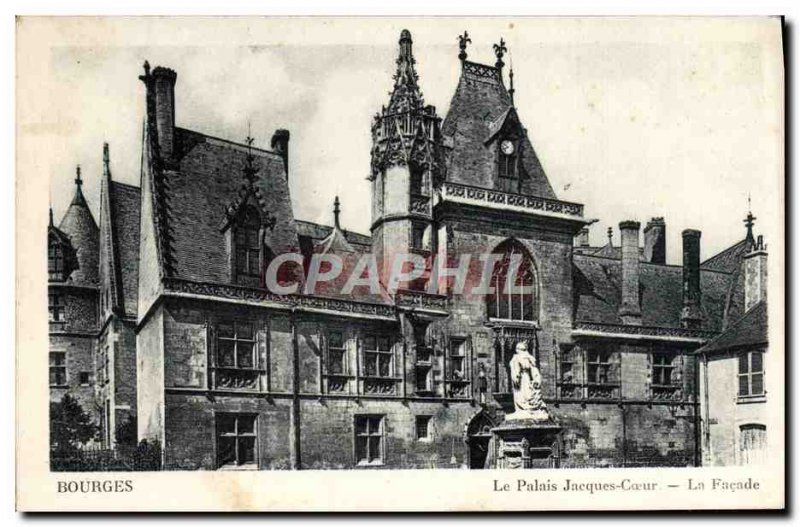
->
[333,195,341,229]
[607,226,613,246]
[74,165,82,188]
[744,209,757,250]
[493,38,507,70]
[458,30,471,62]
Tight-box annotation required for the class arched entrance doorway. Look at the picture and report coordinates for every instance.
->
[465,410,498,469]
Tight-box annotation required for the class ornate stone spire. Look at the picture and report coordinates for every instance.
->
[508,67,515,106]
[387,29,423,113]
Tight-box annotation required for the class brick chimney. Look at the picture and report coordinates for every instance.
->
[139,63,177,163]
[618,221,642,324]
[743,235,768,311]
[271,129,290,179]
[575,227,590,248]
[644,217,666,264]
[681,229,703,329]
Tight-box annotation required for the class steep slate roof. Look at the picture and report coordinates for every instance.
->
[696,301,767,355]
[441,61,556,199]
[700,239,748,273]
[573,254,732,331]
[295,220,371,249]
[58,175,99,286]
[153,127,299,283]
[109,182,141,317]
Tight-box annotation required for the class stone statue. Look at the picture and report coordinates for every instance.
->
[507,341,549,421]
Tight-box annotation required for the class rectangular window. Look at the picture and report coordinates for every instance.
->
[587,350,612,384]
[415,415,432,441]
[411,223,426,251]
[48,243,64,281]
[652,353,676,386]
[48,292,65,322]
[49,352,67,386]
[738,351,765,397]
[217,321,256,370]
[354,415,384,465]
[216,413,257,468]
[363,335,392,378]
[79,372,90,385]
[586,350,619,399]
[558,347,579,399]
[449,338,467,380]
[327,330,347,375]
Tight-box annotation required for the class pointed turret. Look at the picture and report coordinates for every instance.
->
[59,165,99,285]
[370,30,442,289]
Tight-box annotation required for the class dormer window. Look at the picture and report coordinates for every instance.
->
[48,240,65,281]
[233,206,262,287]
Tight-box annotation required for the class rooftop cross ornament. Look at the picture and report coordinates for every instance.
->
[744,201,757,250]
[493,38,507,70]
[458,30,471,62]
[243,123,259,183]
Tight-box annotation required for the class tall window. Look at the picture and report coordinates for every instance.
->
[739,424,767,465]
[410,165,424,196]
[487,240,537,321]
[327,330,347,375]
[216,413,257,468]
[415,415,432,441]
[49,352,67,386]
[217,321,256,369]
[738,351,764,397]
[354,415,384,465]
[234,207,261,285]
[48,241,65,281]
[449,338,466,381]
[411,222,426,251]
[48,291,65,322]
[363,335,392,378]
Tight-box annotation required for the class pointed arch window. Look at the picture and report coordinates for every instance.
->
[487,240,537,322]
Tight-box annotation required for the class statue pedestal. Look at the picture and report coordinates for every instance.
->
[491,418,562,469]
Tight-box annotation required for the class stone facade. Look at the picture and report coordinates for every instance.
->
[48,28,759,470]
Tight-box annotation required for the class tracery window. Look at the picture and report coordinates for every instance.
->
[487,240,537,322]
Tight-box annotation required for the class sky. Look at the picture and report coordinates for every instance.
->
[42,17,783,265]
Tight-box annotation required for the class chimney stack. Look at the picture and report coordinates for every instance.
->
[140,63,178,163]
[644,217,666,264]
[743,235,768,311]
[575,227,590,248]
[618,221,642,324]
[271,129,290,179]
[681,229,703,329]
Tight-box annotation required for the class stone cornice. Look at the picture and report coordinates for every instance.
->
[162,278,398,321]
[573,321,718,344]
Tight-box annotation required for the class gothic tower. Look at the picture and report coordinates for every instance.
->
[370,29,443,289]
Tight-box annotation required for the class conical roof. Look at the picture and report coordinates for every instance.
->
[58,166,99,285]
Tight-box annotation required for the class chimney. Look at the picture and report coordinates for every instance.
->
[618,221,642,324]
[644,217,666,264]
[271,129,290,179]
[575,227,590,248]
[139,63,178,163]
[681,229,703,329]
[743,235,768,311]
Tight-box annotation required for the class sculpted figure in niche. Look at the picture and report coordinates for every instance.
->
[507,341,549,421]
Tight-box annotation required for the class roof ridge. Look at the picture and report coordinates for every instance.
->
[176,127,283,158]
